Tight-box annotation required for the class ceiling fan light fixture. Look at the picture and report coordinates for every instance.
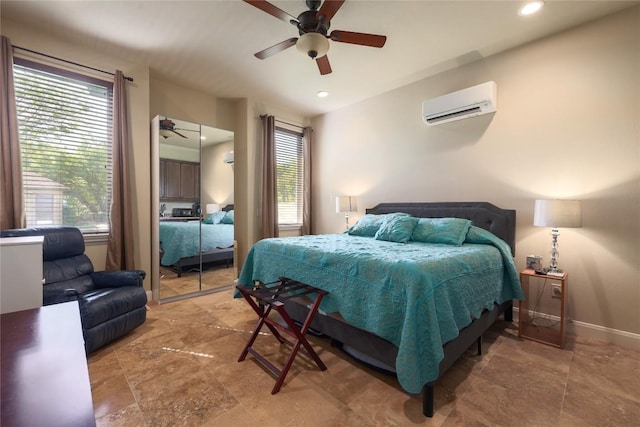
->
[296,32,329,59]
[159,129,173,139]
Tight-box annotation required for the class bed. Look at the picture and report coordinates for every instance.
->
[237,202,522,417]
[160,205,235,277]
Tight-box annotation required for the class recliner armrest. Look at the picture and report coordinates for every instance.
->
[43,288,79,305]
[91,270,146,288]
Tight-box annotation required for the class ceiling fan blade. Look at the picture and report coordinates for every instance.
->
[254,38,298,59]
[173,130,188,139]
[243,0,298,25]
[317,0,345,23]
[316,55,332,75]
[329,30,387,48]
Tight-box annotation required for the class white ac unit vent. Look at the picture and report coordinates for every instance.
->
[223,151,234,164]
[422,81,497,126]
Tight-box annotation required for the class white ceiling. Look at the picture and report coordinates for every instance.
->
[2,1,636,117]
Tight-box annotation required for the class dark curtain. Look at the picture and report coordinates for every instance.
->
[0,36,24,230]
[302,126,312,235]
[106,70,134,270]
[261,114,279,238]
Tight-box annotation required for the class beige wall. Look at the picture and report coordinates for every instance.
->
[201,140,234,207]
[311,8,640,343]
[150,77,217,128]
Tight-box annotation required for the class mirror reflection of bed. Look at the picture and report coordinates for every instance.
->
[159,205,235,298]
[151,115,235,303]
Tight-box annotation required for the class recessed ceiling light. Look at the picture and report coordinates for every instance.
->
[317,91,329,98]
[519,1,544,16]
[200,136,206,140]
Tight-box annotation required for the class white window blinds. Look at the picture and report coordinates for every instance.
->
[275,127,304,225]
[13,58,114,233]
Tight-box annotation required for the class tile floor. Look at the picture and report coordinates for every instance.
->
[88,290,640,426]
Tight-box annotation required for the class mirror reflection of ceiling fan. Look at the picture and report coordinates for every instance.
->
[244,0,387,75]
[159,118,194,139]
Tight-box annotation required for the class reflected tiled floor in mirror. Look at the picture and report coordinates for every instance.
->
[88,291,640,426]
[159,264,235,299]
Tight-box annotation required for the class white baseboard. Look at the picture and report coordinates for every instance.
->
[512,307,640,351]
[568,318,640,351]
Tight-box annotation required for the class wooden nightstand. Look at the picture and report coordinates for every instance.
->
[518,269,568,349]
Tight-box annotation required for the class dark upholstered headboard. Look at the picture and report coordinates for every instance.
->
[366,202,516,256]
[222,204,234,212]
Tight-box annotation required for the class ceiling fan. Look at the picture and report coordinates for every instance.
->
[159,118,187,139]
[244,0,387,75]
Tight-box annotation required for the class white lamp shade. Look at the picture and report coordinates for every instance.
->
[534,199,582,228]
[205,203,220,214]
[296,32,330,59]
[336,196,357,213]
[159,128,173,139]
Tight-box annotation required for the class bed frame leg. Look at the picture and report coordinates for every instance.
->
[504,303,513,322]
[423,383,434,418]
[477,336,483,355]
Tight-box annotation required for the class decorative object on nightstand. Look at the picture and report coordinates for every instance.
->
[336,196,357,230]
[533,199,582,277]
[519,268,568,348]
[526,255,543,272]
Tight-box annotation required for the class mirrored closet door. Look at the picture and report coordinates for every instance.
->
[151,116,235,303]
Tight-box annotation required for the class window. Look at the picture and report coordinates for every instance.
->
[13,58,113,233]
[275,127,304,225]
[34,194,54,225]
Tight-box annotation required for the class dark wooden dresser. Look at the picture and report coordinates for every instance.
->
[1,301,96,426]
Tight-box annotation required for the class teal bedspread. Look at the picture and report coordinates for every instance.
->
[159,222,234,266]
[237,226,523,394]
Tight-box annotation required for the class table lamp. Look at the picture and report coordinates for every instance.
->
[533,199,582,276]
[336,196,357,230]
[205,203,220,214]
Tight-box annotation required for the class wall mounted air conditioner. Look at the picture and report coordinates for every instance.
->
[422,81,497,126]
[223,151,234,164]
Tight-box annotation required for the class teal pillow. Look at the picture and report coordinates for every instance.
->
[203,211,226,224]
[348,213,408,237]
[348,214,386,237]
[411,217,472,246]
[221,210,234,224]
[375,215,419,244]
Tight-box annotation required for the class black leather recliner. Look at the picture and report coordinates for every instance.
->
[0,226,147,354]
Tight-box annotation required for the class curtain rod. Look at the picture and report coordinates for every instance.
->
[276,119,304,129]
[260,114,305,130]
[12,45,134,82]
[260,114,304,129]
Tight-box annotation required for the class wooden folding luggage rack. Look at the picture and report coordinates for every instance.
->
[236,277,328,394]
